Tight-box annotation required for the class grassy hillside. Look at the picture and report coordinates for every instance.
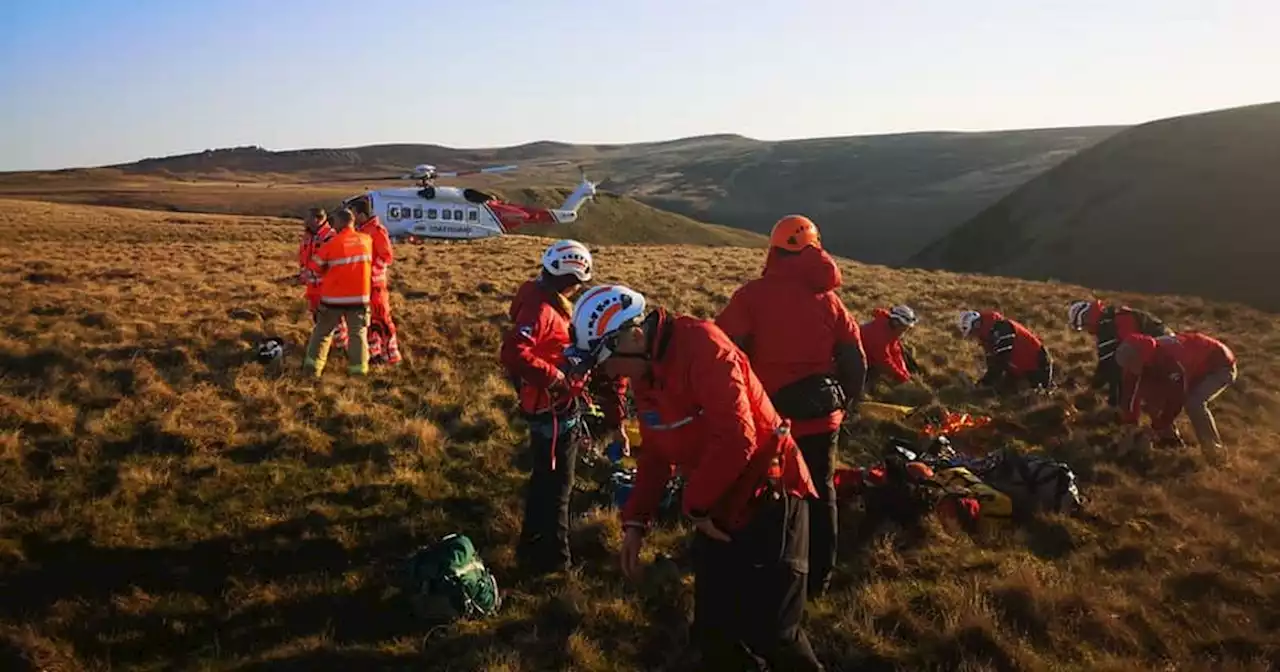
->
[910,101,1280,312]
[0,175,766,250]
[0,127,1122,265]
[2,200,1279,670]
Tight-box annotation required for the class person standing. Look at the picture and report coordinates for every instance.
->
[298,207,348,351]
[499,240,628,575]
[715,214,866,600]
[349,197,401,366]
[302,208,372,377]
[569,284,825,671]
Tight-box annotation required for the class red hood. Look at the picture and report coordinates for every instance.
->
[762,246,842,292]
[872,307,891,322]
[1084,300,1106,334]
[509,278,571,322]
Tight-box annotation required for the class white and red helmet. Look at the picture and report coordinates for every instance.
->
[1067,300,1093,332]
[541,239,593,282]
[568,284,647,367]
[888,305,919,327]
[956,310,982,338]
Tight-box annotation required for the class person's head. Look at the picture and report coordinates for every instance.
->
[348,196,374,223]
[956,310,982,339]
[331,208,356,231]
[887,305,919,336]
[1115,334,1156,375]
[304,207,327,232]
[769,214,821,255]
[539,239,593,297]
[568,284,650,380]
[1067,299,1100,333]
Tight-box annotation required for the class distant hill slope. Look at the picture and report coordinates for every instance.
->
[910,101,1280,312]
[2,127,1120,264]
[0,174,766,249]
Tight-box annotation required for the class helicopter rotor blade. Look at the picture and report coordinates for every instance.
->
[434,164,520,178]
[298,175,407,184]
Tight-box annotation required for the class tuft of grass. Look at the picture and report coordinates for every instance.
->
[0,199,1279,670]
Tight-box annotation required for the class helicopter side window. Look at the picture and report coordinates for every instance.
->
[413,207,423,219]
[388,205,402,220]
[442,209,452,221]
[467,209,478,221]
[427,208,437,220]
[453,209,463,221]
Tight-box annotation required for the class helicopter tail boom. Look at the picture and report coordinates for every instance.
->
[551,174,597,224]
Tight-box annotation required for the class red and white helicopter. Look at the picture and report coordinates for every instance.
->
[320,162,598,242]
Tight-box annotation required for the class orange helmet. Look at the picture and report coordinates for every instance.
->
[770,215,821,252]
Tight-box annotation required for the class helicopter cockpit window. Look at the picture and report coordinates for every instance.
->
[427,208,438,219]
[442,209,452,220]
[413,206,423,219]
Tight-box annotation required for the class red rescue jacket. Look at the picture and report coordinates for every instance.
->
[356,216,394,289]
[298,223,336,298]
[860,308,912,384]
[974,311,1044,377]
[500,278,626,425]
[715,246,864,436]
[622,309,818,533]
[1121,332,1236,430]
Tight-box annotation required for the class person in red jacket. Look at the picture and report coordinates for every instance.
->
[1115,332,1237,462]
[500,240,628,576]
[860,305,921,393]
[298,207,348,350]
[569,284,825,671]
[714,214,865,599]
[957,310,1053,391]
[1067,299,1172,408]
[348,197,401,365]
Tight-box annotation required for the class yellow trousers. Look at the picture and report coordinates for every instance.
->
[304,304,370,377]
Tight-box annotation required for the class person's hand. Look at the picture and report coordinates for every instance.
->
[548,373,571,400]
[620,526,645,580]
[692,517,731,543]
[609,427,631,458]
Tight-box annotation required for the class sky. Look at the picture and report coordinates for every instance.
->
[0,0,1276,171]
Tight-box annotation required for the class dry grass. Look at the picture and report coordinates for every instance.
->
[2,198,1279,671]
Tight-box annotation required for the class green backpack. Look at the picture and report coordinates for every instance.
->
[402,533,501,623]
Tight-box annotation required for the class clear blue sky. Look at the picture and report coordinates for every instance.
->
[1,0,1276,171]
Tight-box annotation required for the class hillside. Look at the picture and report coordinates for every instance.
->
[0,126,1122,264]
[0,175,766,250]
[2,200,1279,671]
[910,101,1280,312]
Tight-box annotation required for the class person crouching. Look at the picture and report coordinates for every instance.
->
[1115,332,1237,463]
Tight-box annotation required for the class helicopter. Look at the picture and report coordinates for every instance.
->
[318,162,598,242]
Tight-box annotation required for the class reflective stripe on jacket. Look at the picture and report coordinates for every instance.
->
[315,228,373,306]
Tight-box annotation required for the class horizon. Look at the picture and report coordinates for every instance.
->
[2,1,1276,172]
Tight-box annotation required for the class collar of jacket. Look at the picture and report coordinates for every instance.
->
[534,276,573,317]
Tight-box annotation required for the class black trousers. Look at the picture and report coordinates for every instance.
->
[517,418,581,575]
[796,431,838,598]
[691,493,825,671]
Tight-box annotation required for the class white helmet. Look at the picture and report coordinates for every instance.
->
[541,239,593,282]
[1067,300,1093,331]
[888,305,919,327]
[956,310,982,338]
[568,284,647,367]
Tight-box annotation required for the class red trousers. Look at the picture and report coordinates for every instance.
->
[367,287,401,364]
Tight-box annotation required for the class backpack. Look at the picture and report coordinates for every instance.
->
[401,534,501,623]
[930,466,1015,533]
[977,450,1084,516]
